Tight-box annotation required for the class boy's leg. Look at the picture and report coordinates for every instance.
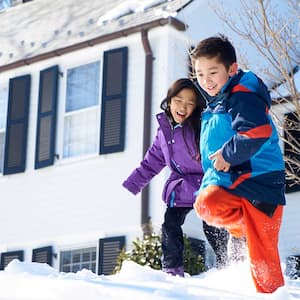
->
[194,185,284,293]
[242,200,284,293]
[161,207,192,276]
[227,235,247,263]
[194,185,246,238]
[202,220,229,268]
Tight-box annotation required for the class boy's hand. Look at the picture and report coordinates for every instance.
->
[209,149,231,172]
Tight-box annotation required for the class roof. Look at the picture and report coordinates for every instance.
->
[0,0,192,71]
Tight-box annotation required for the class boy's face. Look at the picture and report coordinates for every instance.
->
[194,56,237,96]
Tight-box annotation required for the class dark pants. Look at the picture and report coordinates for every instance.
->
[202,220,229,268]
[161,207,229,269]
[161,207,191,269]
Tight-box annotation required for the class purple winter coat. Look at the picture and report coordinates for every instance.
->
[122,112,204,207]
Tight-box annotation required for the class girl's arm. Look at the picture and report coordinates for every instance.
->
[122,129,166,194]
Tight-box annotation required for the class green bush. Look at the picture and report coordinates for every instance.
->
[183,236,205,275]
[114,232,205,275]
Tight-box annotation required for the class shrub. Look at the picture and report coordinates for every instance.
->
[114,232,205,275]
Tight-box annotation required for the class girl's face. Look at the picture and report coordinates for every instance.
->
[194,56,237,96]
[169,88,197,124]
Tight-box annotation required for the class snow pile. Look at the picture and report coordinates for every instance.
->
[0,259,299,299]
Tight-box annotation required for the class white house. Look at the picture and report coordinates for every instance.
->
[0,0,299,275]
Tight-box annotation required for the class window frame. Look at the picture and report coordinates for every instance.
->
[60,59,102,161]
[0,84,8,174]
[59,245,97,274]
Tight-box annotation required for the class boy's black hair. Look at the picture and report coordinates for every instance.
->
[190,34,237,70]
[160,78,206,155]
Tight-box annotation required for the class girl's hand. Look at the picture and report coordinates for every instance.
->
[209,149,231,172]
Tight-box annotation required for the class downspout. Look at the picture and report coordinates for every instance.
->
[140,29,153,236]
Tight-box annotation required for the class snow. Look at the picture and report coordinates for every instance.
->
[97,0,170,25]
[0,259,299,300]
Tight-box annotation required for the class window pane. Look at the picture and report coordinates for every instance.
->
[0,133,5,173]
[61,251,71,265]
[60,247,96,274]
[66,62,100,112]
[82,263,90,269]
[82,252,91,262]
[72,252,81,264]
[0,87,7,174]
[71,264,80,273]
[0,0,11,10]
[63,108,99,158]
[62,265,70,272]
[0,88,8,129]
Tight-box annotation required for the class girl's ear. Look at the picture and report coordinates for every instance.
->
[228,62,238,76]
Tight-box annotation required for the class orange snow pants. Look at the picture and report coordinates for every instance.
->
[194,185,284,293]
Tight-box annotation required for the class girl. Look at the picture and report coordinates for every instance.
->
[122,78,228,276]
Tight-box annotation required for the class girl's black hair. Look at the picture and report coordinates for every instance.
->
[160,78,206,158]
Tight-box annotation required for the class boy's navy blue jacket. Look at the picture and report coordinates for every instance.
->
[198,69,286,215]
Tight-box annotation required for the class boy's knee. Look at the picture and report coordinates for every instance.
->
[194,186,219,218]
[194,187,216,214]
[197,185,221,206]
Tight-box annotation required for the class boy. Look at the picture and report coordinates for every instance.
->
[191,35,286,293]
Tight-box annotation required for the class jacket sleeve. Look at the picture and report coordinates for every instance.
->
[122,129,166,195]
[222,92,272,166]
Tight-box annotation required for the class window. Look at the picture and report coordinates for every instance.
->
[0,87,8,173]
[0,0,11,10]
[63,61,100,158]
[284,111,300,193]
[62,47,128,159]
[59,247,97,273]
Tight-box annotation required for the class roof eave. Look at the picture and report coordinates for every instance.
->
[0,16,187,73]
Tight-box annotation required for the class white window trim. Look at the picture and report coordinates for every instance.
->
[55,59,103,165]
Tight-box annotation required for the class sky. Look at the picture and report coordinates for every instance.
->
[0,259,299,300]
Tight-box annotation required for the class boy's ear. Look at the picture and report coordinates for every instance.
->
[228,63,238,76]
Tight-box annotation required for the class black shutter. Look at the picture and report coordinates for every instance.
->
[100,47,128,154]
[35,66,59,169]
[0,250,24,270]
[32,246,53,266]
[3,75,31,175]
[98,236,125,275]
[284,112,300,193]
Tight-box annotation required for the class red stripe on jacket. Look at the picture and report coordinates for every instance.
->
[231,84,251,93]
[239,124,272,139]
[229,172,251,189]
